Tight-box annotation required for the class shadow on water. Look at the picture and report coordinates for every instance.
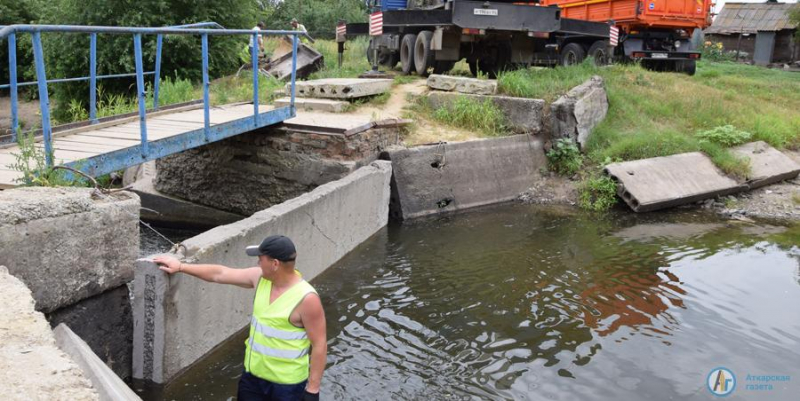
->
[151,204,800,401]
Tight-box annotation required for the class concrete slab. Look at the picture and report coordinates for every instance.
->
[290,78,393,99]
[282,111,410,135]
[0,266,98,401]
[730,141,800,189]
[131,176,244,229]
[274,97,348,113]
[54,324,141,401]
[385,135,547,219]
[0,188,140,313]
[604,152,747,212]
[133,161,393,383]
[266,43,324,81]
[427,92,545,134]
[427,74,497,95]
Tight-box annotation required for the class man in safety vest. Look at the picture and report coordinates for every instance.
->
[154,235,325,401]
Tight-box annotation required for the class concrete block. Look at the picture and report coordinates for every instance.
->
[551,76,608,151]
[730,141,800,189]
[274,97,348,113]
[386,135,547,220]
[427,92,546,134]
[131,176,244,229]
[427,74,497,95]
[0,266,99,401]
[289,78,392,99]
[0,188,140,313]
[604,152,747,212]
[133,161,392,383]
[47,285,133,381]
[54,324,141,401]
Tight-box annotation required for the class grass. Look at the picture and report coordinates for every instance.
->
[493,60,800,179]
[430,96,506,136]
[307,37,371,80]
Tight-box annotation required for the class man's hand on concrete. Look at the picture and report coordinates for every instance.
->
[153,255,181,274]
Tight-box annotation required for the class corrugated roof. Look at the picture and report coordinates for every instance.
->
[705,3,798,34]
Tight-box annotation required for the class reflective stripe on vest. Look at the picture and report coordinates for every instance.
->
[244,276,316,384]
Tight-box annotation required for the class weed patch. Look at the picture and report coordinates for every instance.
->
[578,174,618,212]
[696,125,752,147]
[547,139,583,176]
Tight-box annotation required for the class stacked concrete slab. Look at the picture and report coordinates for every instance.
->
[133,161,393,384]
[290,78,392,99]
[0,266,99,401]
[0,188,140,379]
[605,142,800,212]
[384,135,547,219]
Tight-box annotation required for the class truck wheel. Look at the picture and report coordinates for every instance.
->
[560,43,586,67]
[400,34,417,75]
[678,60,696,76]
[468,61,478,77]
[414,31,435,76]
[433,61,456,74]
[587,41,610,66]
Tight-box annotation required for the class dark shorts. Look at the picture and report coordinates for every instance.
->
[237,371,307,401]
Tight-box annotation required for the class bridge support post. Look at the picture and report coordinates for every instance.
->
[133,34,149,158]
[202,34,210,142]
[154,35,163,110]
[89,33,98,124]
[252,32,259,127]
[8,33,19,143]
[289,33,298,114]
[31,32,54,167]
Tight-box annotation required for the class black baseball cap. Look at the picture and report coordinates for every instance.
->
[245,235,297,261]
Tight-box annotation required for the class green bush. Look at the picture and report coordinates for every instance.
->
[578,174,618,212]
[432,97,506,136]
[264,0,367,40]
[696,125,752,147]
[546,138,583,176]
[700,41,735,62]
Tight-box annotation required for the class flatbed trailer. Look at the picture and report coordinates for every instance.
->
[344,0,615,77]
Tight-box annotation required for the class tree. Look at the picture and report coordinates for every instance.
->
[0,0,45,97]
[790,5,800,41]
[265,0,367,39]
[35,0,260,120]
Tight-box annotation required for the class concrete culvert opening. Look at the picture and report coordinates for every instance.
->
[436,198,453,208]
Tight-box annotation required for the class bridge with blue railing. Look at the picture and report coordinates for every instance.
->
[0,23,300,188]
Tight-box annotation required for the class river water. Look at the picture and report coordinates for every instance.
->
[147,204,799,401]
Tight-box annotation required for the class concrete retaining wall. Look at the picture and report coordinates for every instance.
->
[384,135,547,220]
[0,266,99,401]
[551,75,608,151]
[133,161,393,383]
[427,92,546,135]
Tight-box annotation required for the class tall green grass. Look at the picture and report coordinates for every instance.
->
[431,96,506,136]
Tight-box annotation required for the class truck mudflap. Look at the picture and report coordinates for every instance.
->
[629,51,701,61]
[451,1,561,32]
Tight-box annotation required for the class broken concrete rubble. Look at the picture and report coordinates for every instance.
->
[551,75,608,151]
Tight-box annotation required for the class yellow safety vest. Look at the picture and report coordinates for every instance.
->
[244,276,316,384]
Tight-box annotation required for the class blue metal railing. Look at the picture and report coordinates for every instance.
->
[1,23,300,172]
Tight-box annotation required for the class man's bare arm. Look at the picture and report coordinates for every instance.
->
[152,256,261,289]
[300,293,327,394]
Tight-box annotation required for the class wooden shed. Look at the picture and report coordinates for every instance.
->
[705,2,798,65]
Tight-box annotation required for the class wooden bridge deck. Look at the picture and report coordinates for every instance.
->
[0,103,275,189]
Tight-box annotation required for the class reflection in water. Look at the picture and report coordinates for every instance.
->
[159,205,800,401]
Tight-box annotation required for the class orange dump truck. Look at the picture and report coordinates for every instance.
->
[541,0,713,74]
